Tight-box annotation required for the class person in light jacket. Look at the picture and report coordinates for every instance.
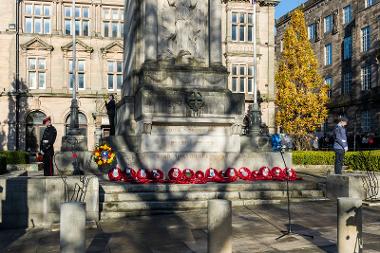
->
[333,117,348,174]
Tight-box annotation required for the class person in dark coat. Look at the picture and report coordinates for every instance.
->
[40,116,57,176]
[333,117,348,174]
[105,95,116,135]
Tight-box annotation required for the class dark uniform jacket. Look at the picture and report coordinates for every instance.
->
[333,124,348,150]
[40,125,57,153]
[106,99,116,116]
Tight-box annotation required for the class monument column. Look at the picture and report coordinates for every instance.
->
[210,0,223,65]
[145,0,158,62]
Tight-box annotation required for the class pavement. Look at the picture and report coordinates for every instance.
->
[1,200,380,253]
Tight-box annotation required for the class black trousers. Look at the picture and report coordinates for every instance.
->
[43,149,54,176]
[108,114,115,136]
[334,149,345,174]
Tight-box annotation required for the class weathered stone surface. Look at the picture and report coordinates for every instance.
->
[327,174,380,200]
[6,163,40,172]
[114,150,292,173]
[208,200,232,253]
[60,202,86,253]
[337,198,363,253]
[0,176,99,228]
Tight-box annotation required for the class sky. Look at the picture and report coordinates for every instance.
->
[275,0,308,19]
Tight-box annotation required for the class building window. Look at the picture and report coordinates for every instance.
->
[247,65,254,94]
[361,111,372,133]
[343,36,352,60]
[231,65,254,93]
[342,72,352,95]
[308,23,316,41]
[325,76,333,97]
[324,43,332,66]
[107,61,123,90]
[69,59,86,90]
[24,3,51,34]
[64,5,90,36]
[324,15,333,34]
[280,39,284,52]
[361,65,371,90]
[231,12,253,42]
[27,57,46,89]
[343,5,352,25]
[361,26,371,52]
[102,7,124,38]
[365,0,373,8]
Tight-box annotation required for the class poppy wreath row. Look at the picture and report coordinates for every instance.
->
[108,166,301,184]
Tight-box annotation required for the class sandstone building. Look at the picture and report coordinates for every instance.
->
[276,0,380,144]
[0,0,279,152]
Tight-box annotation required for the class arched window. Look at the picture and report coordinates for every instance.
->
[65,112,87,137]
[26,111,46,152]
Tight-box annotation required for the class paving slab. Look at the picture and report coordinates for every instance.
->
[1,201,380,253]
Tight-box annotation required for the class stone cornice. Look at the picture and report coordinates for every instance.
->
[21,36,54,51]
[61,39,94,53]
[100,41,123,55]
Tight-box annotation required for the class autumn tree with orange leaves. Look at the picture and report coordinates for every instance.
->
[275,9,328,150]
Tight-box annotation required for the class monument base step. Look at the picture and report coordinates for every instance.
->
[100,198,327,220]
[99,180,326,220]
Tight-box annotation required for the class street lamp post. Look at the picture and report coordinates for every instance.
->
[249,0,262,136]
[68,0,80,135]
[15,0,20,150]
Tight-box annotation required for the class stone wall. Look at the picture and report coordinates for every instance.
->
[0,175,99,228]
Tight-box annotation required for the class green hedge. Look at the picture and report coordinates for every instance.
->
[0,151,29,165]
[293,150,380,171]
[0,155,6,174]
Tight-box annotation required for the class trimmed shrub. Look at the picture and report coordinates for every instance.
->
[293,150,380,171]
[0,151,29,165]
[292,151,335,165]
[0,155,6,174]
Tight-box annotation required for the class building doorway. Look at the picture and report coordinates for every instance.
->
[25,111,46,152]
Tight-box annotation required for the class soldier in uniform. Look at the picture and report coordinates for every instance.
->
[40,116,57,176]
[105,95,116,135]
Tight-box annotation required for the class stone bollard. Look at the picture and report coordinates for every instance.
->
[208,200,232,253]
[60,202,86,253]
[337,197,363,253]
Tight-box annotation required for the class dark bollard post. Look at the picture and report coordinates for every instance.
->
[208,199,232,253]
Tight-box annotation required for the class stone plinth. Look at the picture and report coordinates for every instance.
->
[327,174,380,200]
[54,151,96,175]
[112,144,292,172]
[0,175,99,228]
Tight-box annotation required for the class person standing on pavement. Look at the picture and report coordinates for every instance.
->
[333,117,348,174]
[40,116,57,176]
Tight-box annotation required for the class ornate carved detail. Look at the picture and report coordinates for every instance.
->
[144,71,170,83]
[21,37,54,51]
[143,122,152,135]
[100,41,123,55]
[61,39,94,53]
[231,123,242,135]
[186,89,205,113]
[159,0,206,64]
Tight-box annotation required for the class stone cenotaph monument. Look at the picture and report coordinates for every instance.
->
[114,0,290,171]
